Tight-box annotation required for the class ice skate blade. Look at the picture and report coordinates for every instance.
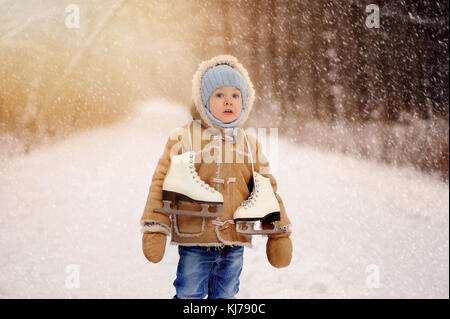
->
[235,221,286,235]
[234,211,280,223]
[154,200,224,218]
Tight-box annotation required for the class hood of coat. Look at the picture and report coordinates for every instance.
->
[190,55,255,130]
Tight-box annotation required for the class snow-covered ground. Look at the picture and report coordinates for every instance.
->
[0,99,448,299]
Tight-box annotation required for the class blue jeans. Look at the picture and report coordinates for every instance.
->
[173,245,244,299]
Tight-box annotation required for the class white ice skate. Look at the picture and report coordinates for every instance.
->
[233,132,288,235]
[154,150,224,218]
[233,171,286,235]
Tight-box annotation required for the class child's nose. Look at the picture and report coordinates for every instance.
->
[225,97,232,105]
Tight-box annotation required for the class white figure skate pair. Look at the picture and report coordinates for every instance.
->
[154,125,286,235]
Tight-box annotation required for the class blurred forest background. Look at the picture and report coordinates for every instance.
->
[0,0,448,180]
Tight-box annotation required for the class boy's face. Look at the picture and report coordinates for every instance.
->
[208,86,243,123]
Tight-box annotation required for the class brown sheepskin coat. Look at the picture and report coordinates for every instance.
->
[140,55,292,267]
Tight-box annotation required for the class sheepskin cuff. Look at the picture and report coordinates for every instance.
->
[140,220,171,236]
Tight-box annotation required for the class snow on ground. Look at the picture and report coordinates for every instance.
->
[0,99,448,299]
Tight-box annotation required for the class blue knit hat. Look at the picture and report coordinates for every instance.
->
[201,64,247,129]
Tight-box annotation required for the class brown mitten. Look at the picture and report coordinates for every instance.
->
[142,232,167,263]
[266,237,292,268]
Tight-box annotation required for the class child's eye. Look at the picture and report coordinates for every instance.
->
[233,94,240,99]
[216,93,224,98]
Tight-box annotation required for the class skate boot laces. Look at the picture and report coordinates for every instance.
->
[242,174,260,208]
[189,152,215,193]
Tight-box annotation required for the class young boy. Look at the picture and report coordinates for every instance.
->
[140,55,292,299]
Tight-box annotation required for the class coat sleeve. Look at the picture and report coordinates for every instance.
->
[253,138,292,239]
[140,127,186,235]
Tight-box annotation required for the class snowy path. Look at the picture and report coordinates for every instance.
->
[0,99,448,298]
